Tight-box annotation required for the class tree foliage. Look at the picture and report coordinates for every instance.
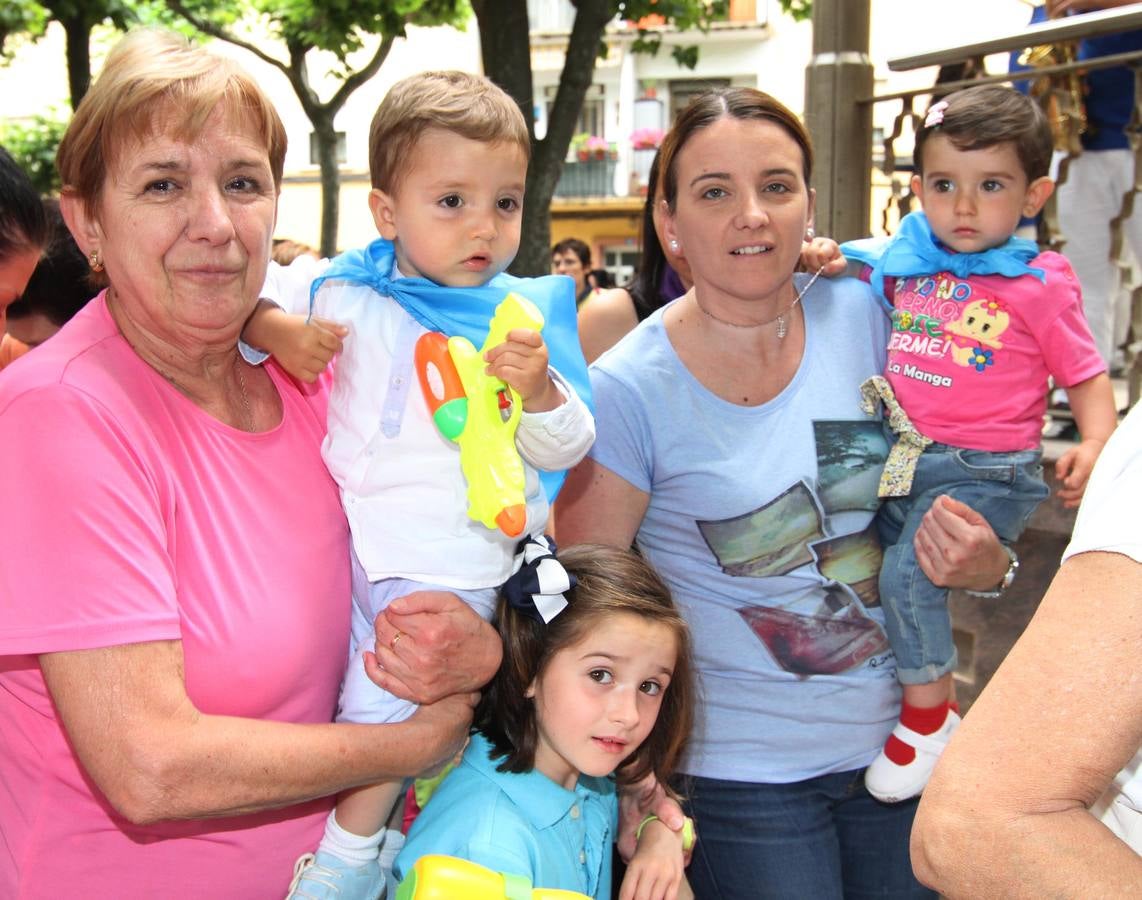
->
[167,0,471,256]
[475,0,731,275]
[776,0,812,22]
[0,1,175,109]
[0,111,69,193]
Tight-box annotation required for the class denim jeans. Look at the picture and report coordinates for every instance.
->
[876,439,1049,684]
[676,770,934,899]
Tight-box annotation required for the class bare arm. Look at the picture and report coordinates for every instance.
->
[1056,372,1118,507]
[40,638,478,826]
[555,456,650,548]
[577,288,640,364]
[242,301,346,383]
[912,549,1142,897]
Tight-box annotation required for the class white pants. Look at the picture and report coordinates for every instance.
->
[336,555,497,724]
[1053,148,1142,367]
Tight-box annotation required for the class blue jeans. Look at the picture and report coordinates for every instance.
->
[876,438,1049,684]
[676,771,934,899]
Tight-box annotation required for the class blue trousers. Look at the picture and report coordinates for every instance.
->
[876,440,1048,684]
[677,770,935,899]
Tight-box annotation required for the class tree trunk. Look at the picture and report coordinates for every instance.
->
[477,0,611,275]
[312,116,341,257]
[59,11,92,109]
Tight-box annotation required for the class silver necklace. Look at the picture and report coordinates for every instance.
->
[695,266,825,338]
[234,358,255,432]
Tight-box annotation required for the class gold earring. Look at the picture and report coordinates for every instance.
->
[89,250,104,273]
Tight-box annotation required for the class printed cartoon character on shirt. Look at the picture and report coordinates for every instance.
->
[943,297,1011,372]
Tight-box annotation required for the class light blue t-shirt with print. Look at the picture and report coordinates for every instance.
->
[589,273,898,783]
[393,732,616,899]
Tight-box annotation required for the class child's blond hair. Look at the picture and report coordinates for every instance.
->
[368,71,530,193]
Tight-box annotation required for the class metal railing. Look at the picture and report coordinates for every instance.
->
[860,5,1142,402]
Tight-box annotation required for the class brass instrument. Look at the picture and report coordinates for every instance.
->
[1018,40,1088,155]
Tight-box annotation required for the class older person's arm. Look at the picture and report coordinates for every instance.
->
[912,549,1142,897]
[40,605,497,826]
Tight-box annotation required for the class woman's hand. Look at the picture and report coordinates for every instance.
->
[616,775,688,863]
[620,819,691,900]
[913,495,1009,591]
[366,590,502,704]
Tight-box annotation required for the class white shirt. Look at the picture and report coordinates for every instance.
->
[256,257,595,588]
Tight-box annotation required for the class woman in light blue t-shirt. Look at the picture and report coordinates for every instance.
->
[559,87,1012,899]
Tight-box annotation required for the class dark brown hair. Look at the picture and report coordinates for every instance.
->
[551,237,591,267]
[913,84,1052,182]
[477,543,695,789]
[658,87,814,211]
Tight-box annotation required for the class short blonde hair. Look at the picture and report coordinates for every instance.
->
[368,71,531,193]
[57,29,287,217]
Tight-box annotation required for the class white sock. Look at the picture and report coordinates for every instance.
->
[377,829,406,873]
[316,810,385,866]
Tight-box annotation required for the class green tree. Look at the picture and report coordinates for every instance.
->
[0,1,172,109]
[474,0,731,275]
[167,0,471,257]
[0,112,69,192]
[777,0,812,21]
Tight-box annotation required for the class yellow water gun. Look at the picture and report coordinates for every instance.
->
[415,293,545,538]
[394,854,590,899]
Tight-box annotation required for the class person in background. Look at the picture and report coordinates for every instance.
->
[0,145,49,368]
[912,399,1142,896]
[0,30,499,899]
[272,237,321,266]
[395,543,697,900]
[587,267,615,292]
[5,198,97,350]
[558,86,1011,899]
[576,152,693,363]
[552,237,593,306]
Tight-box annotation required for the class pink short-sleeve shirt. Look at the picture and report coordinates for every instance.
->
[0,295,351,899]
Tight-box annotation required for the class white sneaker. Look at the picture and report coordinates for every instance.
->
[864,709,961,803]
[285,850,386,900]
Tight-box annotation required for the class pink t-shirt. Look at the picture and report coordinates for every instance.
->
[0,295,351,899]
[881,252,1105,450]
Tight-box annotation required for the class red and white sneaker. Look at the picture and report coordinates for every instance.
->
[864,709,961,803]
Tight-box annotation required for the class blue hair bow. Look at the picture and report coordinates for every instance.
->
[502,535,575,624]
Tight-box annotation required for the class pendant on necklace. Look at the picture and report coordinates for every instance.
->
[776,315,788,340]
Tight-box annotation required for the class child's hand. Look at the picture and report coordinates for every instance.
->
[244,303,348,384]
[801,236,847,276]
[483,328,562,413]
[1054,438,1106,508]
[620,819,690,900]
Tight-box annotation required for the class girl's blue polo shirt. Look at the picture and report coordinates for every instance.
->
[393,732,617,899]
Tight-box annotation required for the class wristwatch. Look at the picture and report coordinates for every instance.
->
[965,544,1019,598]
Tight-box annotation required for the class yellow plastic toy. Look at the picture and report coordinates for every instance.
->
[415,293,545,538]
[394,854,590,899]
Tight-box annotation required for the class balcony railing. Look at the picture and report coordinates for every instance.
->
[858,6,1142,401]
[554,158,620,198]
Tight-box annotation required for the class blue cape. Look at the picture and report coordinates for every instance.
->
[311,238,592,501]
[840,211,1046,310]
